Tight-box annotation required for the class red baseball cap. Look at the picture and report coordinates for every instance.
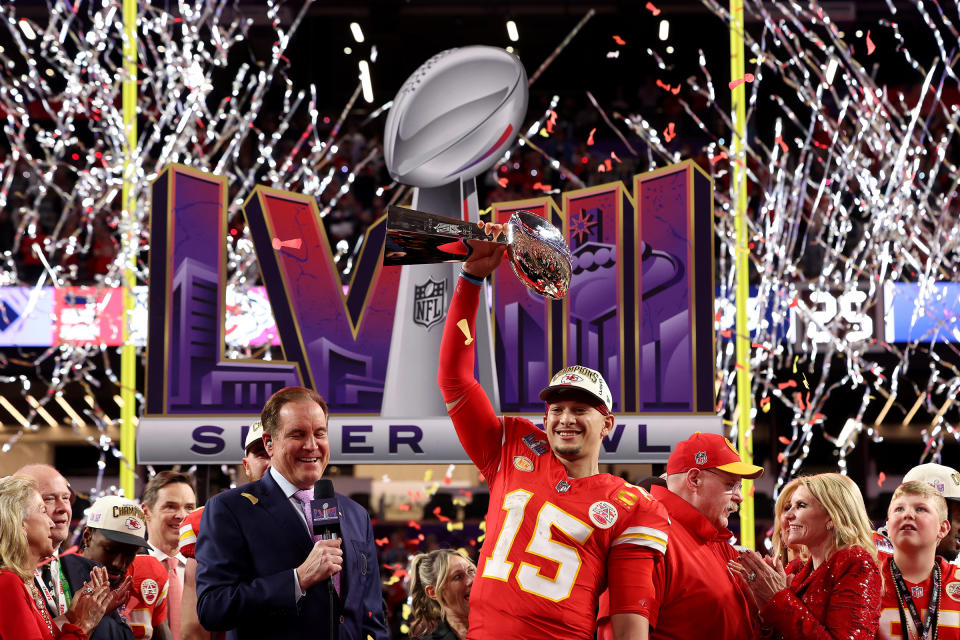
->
[666,432,763,479]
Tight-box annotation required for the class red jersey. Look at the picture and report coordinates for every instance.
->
[598,485,758,639]
[124,555,169,640]
[878,555,960,640]
[462,414,669,640]
[439,276,669,640]
[178,506,204,559]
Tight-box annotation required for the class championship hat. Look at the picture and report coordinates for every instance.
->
[244,420,265,454]
[903,463,960,501]
[666,432,764,479]
[86,495,150,547]
[539,365,613,413]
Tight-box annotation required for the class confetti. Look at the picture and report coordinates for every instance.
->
[587,128,597,145]
[866,30,876,55]
[645,1,661,16]
[877,471,887,487]
[271,237,303,250]
[711,151,729,163]
[727,73,756,90]
[612,35,626,45]
[457,319,474,345]
[775,136,788,152]
[663,122,677,142]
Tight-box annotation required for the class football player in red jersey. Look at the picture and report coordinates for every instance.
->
[878,480,960,640]
[437,227,670,640]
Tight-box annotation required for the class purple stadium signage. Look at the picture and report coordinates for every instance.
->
[138,162,719,463]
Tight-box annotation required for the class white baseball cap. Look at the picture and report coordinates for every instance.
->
[539,365,613,413]
[86,495,150,548]
[904,463,960,501]
[244,420,265,454]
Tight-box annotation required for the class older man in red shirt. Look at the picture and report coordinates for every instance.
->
[599,432,763,640]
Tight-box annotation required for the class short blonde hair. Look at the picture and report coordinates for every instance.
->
[0,475,40,581]
[796,473,880,570]
[890,480,948,522]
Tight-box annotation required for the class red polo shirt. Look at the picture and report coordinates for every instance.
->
[598,485,758,640]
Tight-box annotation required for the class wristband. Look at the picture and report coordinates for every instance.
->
[459,269,484,286]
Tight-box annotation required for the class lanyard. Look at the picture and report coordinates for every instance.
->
[890,559,940,640]
[34,558,69,616]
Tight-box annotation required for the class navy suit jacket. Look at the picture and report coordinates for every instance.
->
[195,472,388,640]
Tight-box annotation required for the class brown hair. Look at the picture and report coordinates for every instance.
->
[408,549,475,637]
[141,470,196,509]
[0,475,41,581]
[890,480,948,522]
[260,386,328,438]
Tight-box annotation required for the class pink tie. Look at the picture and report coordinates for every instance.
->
[164,557,182,639]
[294,489,341,596]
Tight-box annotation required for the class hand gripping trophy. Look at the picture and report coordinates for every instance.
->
[379,45,572,417]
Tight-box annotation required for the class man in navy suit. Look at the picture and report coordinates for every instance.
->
[195,386,388,640]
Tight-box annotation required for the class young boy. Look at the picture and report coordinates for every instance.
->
[878,480,960,640]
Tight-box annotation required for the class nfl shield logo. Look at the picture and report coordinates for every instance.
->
[912,586,924,598]
[695,451,707,465]
[413,277,447,329]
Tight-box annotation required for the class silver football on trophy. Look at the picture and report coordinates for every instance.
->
[383,206,573,299]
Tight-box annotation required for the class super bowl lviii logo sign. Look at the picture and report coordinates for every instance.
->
[137,160,721,464]
[138,46,719,464]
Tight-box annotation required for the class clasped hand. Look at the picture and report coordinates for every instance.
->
[728,549,791,606]
[296,538,343,590]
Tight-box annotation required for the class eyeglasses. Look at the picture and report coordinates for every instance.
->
[701,468,743,494]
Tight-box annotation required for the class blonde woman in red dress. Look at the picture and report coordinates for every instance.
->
[731,473,882,640]
[0,475,110,640]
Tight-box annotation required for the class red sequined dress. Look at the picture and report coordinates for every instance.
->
[760,545,882,640]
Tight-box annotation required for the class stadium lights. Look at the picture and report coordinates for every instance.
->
[506,20,519,42]
[18,19,37,41]
[350,22,365,43]
[358,60,374,103]
[55,395,87,427]
[0,396,29,427]
[26,395,58,427]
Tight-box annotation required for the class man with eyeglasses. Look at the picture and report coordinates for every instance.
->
[598,432,764,640]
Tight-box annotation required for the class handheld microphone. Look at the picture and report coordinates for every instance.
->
[310,479,341,540]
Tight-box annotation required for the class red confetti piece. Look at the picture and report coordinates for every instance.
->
[775,136,788,153]
[38,546,79,566]
[375,537,390,547]
[728,73,756,90]
[271,237,303,250]
[587,128,596,145]
[443,476,452,485]
[714,310,723,322]
[663,122,677,142]
[610,151,622,164]
[407,520,421,530]
[777,452,786,463]
[604,158,612,171]
[778,436,791,445]
[398,504,410,511]
[612,35,626,45]
[671,85,681,95]
[877,471,887,487]
[746,484,755,498]
[788,297,799,308]
[777,380,798,390]
[645,1,661,16]
[655,79,672,92]
[433,506,451,522]
[711,151,728,163]
[866,30,876,55]
[735,363,746,370]
[546,110,557,134]
[720,329,732,338]
[497,177,509,188]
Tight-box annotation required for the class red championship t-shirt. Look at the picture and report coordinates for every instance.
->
[459,415,670,640]
[124,555,169,639]
[878,555,960,640]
